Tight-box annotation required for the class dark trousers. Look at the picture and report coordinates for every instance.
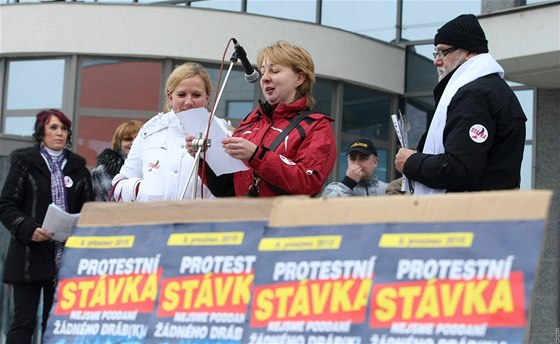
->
[6,281,55,344]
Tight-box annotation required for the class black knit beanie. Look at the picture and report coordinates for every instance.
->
[434,14,489,53]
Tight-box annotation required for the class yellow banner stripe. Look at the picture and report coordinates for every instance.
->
[379,232,473,248]
[259,235,341,251]
[167,232,244,246]
[65,235,135,249]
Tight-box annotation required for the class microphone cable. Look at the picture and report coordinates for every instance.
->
[199,37,237,199]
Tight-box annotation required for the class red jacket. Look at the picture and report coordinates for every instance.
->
[203,98,336,197]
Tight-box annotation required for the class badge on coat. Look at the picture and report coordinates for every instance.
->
[279,155,296,166]
[64,176,73,188]
[469,124,488,143]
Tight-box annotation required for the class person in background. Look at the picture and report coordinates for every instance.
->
[395,14,526,195]
[112,62,215,202]
[188,40,336,197]
[0,109,93,343]
[92,120,143,201]
[384,177,406,195]
[322,139,388,197]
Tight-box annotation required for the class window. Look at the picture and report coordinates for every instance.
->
[76,58,163,166]
[402,97,433,149]
[190,0,242,11]
[514,89,535,189]
[401,0,480,41]
[204,65,257,126]
[3,59,66,136]
[340,84,392,182]
[79,59,162,111]
[322,0,397,42]
[313,79,334,117]
[405,44,438,93]
[247,0,316,23]
[226,101,253,120]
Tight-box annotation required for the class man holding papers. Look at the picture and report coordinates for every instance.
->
[395,14,526,195]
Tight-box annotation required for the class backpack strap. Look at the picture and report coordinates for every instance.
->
[268,110,311,152]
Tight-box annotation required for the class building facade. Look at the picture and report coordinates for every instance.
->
[0,0,559,342]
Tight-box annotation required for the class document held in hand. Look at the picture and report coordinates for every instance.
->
[391,110,413,194]
[177,107,249,176]
[42,203,80,242]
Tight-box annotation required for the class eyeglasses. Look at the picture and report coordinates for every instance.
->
[433,47,459,60]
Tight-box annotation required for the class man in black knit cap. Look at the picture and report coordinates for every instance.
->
[395,14,527,195]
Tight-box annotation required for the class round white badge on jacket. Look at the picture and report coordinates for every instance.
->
[469,124,488,143]
[279,155,296,166]
[64,176,73,188]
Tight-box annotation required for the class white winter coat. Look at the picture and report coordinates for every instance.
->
[112,111,213,202]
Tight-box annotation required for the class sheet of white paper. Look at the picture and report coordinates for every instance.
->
[42,203,80,242]
[177,107,249,176]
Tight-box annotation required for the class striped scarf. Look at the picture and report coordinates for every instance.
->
[40,146,68,278]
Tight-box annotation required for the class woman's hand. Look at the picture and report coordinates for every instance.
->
[185,135,196,158]
[222,137,257,161]
[32,227,54,242]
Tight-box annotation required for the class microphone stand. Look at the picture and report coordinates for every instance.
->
[180,50,240,200]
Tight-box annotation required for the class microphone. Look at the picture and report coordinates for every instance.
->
[231,38,260,83]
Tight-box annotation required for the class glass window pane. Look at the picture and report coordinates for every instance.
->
[403,96,433,149]
[376,149,388,183]
[406,44,438,93]
[7,59,65,110]
[340,84,392,182]
[313,79,333,116]
[506,80,526,87]
[322,0,397,42]
[226,101,254,120]
[204,65,257,124]
[190,0,242,11]
[247,0,316,23]
[402,0,480,41]
[4,116,36,136]
[77,116,147,167]
[520,144,532,189]
[80,59,162,111]
[514,89,534,141]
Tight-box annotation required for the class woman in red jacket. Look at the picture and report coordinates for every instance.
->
[190,40,336,197]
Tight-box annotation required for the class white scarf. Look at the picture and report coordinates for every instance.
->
[414,53,504,196]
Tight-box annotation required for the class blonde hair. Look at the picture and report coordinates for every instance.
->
[111,120,143,151]
[256,40,315,108]
[164,62,212,112]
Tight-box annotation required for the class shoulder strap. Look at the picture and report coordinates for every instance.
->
[268,110,311,152]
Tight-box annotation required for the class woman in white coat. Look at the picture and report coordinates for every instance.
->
[111,62,214,201]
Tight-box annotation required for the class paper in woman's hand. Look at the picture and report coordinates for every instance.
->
[177,107,248,176]
[42,203,80,242]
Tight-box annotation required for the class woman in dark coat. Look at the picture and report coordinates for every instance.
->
[0,109,93,343]
[91,120,142,201]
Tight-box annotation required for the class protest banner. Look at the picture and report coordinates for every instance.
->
[43,198,273,344]
[247,190,551,344]
[43,190,551,344]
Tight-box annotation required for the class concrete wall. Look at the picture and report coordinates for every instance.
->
[480,2,560,88]
[530,88,560,343]
[0,2,405,94]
